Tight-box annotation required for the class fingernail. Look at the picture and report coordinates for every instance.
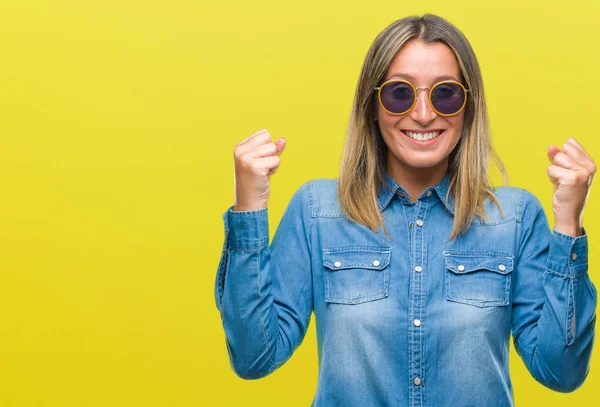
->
[281,137,286,143]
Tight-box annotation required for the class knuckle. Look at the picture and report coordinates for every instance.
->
[252,128,269,137]
[240,156,255,170]
[248,160,261,172]
[258,132,271,141]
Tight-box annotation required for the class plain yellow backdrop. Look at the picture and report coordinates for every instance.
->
[0,0,598,405]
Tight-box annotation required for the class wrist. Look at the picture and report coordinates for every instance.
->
[553,222,583,237]
[233,203,267,212]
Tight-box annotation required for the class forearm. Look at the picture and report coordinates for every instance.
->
[515,231,596,392]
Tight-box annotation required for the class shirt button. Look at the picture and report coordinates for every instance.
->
[571,253,578,261]
[416,219,424,227]
[413,319,421,327]
[498,264,506,271]
[372,260,380,267]
[414,377,422,386]
[409,222,414,228]
[334,261,342,268]
[457,265,465,272]
[426,190,432,197]
[399,192,406,198]
[414,266,422,272]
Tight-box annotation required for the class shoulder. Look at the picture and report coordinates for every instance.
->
[488,186,544,223]
[297,178,342,218]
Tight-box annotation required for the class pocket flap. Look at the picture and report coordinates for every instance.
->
[444,253,513,275]
[323,248,391,271]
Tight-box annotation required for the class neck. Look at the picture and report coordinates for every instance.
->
[387,159,448,203]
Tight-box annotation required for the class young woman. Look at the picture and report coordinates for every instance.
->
[214,14,596,406]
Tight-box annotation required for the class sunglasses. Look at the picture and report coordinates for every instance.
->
[374,79,470,117]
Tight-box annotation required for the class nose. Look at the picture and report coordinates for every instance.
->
[410,88,437,125]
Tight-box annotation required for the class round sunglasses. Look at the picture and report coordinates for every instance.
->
[374,79,470,117]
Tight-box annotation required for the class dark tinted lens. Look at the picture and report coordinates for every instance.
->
[380,81,414,114]
[431,83,466,115]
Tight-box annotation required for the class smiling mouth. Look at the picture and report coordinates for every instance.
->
[402,130,444,142]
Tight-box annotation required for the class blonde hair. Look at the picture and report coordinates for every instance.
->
[338,14,506,240]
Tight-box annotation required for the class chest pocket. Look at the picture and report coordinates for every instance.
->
[322,247,391,304]
[444,252,514,307]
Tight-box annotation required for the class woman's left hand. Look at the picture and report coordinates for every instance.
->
[547,137,596,237]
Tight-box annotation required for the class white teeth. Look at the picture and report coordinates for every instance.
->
[405,131,441,141]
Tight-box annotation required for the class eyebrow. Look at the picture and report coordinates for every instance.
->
[384,73,460,83]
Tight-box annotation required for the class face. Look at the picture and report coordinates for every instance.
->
[375,39,465,176]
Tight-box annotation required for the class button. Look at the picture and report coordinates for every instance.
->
[413,377,422,386]
[372,260,380,267]
[399,192,406,198]
[334,261,342,268]
[416,219,424,227]
[414,266,422,272]
[426,190,432,197]
[413,319,421,327]
[498,264,506,271]
[571,253,578,261]
[409,222,414,228]
[457,265,465,271]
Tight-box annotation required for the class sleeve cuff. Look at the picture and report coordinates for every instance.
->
[222,205,270,251]
[546,228,589,277]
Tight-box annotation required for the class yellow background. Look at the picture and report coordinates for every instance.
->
[0,0,598,405]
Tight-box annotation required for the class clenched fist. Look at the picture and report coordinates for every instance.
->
[232,129,286,212]
[547,137,596,237]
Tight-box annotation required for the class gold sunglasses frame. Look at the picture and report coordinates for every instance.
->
[374,79,470,117]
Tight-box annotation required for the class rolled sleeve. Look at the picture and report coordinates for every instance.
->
[226,207,270,251]
[546,229,589,277]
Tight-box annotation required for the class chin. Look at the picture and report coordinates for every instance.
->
[405,160,445,169]
[396,153,446,169]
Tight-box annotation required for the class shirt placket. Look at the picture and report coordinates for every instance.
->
[409,200,428,407]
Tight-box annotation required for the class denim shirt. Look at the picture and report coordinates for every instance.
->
[214,173,596,407]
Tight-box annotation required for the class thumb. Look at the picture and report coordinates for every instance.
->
[547,145,561,162]
[274,137,286,155]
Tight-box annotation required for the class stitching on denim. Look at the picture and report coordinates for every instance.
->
[516,188,526,224]
[545,267,589,279]
[323,246,392,253]
[307,180,317,219]
[420,200,427,390]
[571,278,578,342]
[446,296,509,307]
[324,291,388,304]
[443,250,513,258]
[228,249,261,254]
[216,215,231,312]
[256,250,281,368]
[216,249,228,312]
[323,248,391,303]
[470,215,518,226]
[566,277,574,346]
[444,249,512,307]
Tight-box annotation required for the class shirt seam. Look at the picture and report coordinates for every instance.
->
[256,248,281,368]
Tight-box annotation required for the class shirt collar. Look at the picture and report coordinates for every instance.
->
[378,172,455,214]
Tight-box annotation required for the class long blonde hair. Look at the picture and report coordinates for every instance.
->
[338,14,506,240]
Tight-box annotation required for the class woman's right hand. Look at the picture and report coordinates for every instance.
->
[232,129,286,212]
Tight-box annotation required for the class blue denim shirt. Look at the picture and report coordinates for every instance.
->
[214,173,596,406]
